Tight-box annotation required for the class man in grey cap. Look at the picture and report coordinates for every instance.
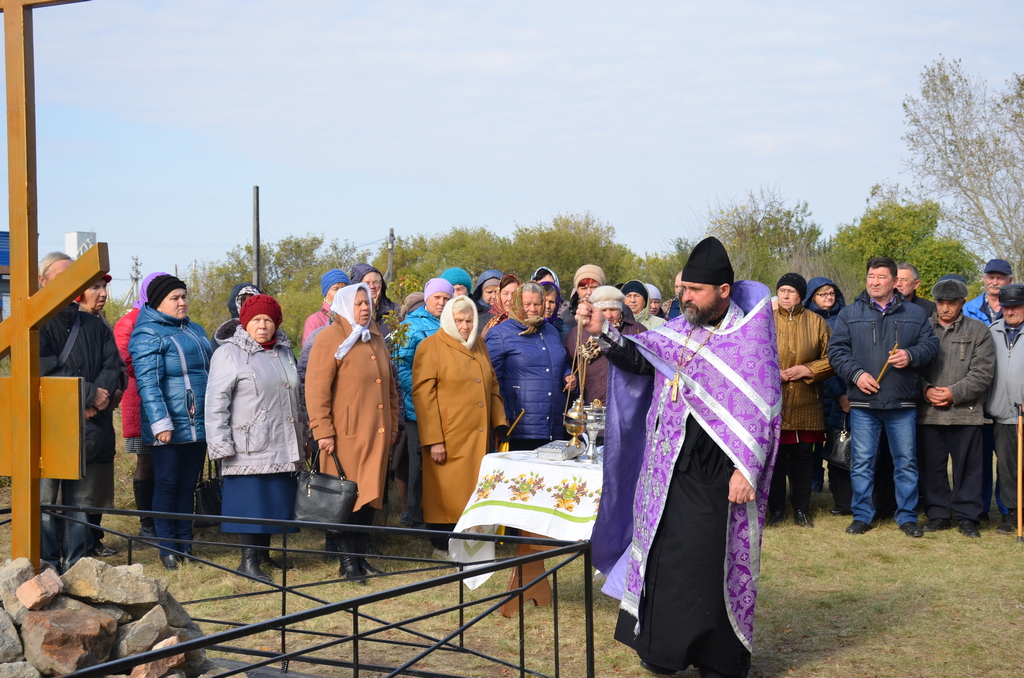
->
[987,283,1024,534]
[963,258,1014,522]
[917,276,995,538]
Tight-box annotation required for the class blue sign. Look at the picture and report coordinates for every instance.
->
[0,230,9,267]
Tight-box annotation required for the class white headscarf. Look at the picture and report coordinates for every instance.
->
[439,295,479,349]
[330,282,374,360]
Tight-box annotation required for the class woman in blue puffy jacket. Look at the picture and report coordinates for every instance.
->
[485,281,573,450]
[129,275,214,570]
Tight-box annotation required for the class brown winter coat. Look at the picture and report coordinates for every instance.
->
[775,304,833,431]
[306,318,399,511]
[413,326,506,524]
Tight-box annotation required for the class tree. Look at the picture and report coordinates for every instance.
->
[505,212,639,292]
[903,57,1024,271]
[705,187,825,287]
[828,188,977,298]
[370,227,511,295]
[188,234,368,349]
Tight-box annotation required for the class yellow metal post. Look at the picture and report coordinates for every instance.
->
[0,0,94,569]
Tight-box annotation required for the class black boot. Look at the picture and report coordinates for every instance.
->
[324,531,342,563]
[337,538,366,584]
[133,479,157,540]
[235,536,272,585]
[356,533,380,576]
[256,534,293,570]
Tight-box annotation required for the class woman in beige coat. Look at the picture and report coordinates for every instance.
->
[413,295,506,552]
[306,283,399,581]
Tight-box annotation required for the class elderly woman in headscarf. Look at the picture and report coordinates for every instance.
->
[481,274,521,337]
[646,283,665,318]
[471,269,502,325]
[539,280,569,342]
[413,296,506,553]
[395,278,454,530]
[205,295,303,582]
[305,282,400,582]
[564,285,644,406]
[622,280,665,330]
[350,263,400,327]
[485,281,573,450]
[303,270,350,346]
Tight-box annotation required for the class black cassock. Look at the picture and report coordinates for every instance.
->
[607,339,751,677]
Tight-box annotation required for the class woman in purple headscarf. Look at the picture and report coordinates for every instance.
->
[114,272,166,540]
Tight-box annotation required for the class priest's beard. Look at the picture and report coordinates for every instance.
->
[682,292,726,326]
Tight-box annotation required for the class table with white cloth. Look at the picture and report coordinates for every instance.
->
[450,450,603,615]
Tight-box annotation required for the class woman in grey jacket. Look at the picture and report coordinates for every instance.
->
[205,295,304,582]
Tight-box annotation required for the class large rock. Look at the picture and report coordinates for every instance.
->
[16,569,63,611]
[0,559,35,625]
[21,608,117,676]
[155,581,192,628]
[128,636,184,678]
[42,595,89,614]
[169,622,206,676]
[95,604,133,624]
[0,608,24,663]
[0,662,42,678]
[61,558,159,607]
[112,605,170,660]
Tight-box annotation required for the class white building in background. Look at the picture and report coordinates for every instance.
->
[65,231,96,259]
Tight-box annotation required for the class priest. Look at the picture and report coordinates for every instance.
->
[577,237,780,678]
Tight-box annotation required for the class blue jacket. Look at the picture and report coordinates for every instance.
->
[666,297,681,320]
[129,304,214,445]
[397,306,441,420]
[804,277,848,429]
[963,293,999,325]
[827,290,939,409]
[485,319,570,441]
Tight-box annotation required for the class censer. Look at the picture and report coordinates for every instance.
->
[563,397,587,451]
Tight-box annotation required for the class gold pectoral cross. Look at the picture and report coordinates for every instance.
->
[670,372,681,402]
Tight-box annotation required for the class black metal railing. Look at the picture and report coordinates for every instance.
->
[1,506,595,678]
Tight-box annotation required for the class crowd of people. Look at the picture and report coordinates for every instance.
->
[32,243,1023,675]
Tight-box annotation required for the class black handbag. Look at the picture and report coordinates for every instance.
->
[193,459,222,527]
[822,414,852,471]
[294,448,359,529]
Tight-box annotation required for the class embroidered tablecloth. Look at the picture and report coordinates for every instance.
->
[450,450,603,589]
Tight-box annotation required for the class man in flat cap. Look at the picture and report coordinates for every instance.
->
[917,276,994,538]
[578,237,780,678]
[986,283,1024,535]
[964,258,1015,522]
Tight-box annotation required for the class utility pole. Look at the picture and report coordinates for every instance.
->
[384,228,396,284]
[128,256,140,306]
[252,185,261,289]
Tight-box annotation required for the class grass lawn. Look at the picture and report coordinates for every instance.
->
[2,426,1023,677]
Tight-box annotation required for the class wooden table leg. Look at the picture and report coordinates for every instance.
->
[501,531,552,617]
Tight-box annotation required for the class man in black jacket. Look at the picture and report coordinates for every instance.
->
[828,257,939,538]
[37,252,124,572]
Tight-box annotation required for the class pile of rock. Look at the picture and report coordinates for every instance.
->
[0,557,217,678]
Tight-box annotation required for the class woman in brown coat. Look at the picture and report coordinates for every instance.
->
[413,295,506,553]
[306,282,399,581]
[769,273,834,529]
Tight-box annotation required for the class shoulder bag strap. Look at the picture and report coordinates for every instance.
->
[57,315,82,367]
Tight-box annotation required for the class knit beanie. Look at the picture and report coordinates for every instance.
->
[645,283,662,301]
[320,269,351,297]
[621,280,649,303]
[573,264,607,289]
[146,275,186,309]
[682,237,734,286]
[590,285,625,310]
[440,267,473,291]
[424,277,455,298]
[776,273,807,301]
[240,294,283,329]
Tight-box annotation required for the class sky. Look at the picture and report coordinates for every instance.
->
[2,0,1022,298]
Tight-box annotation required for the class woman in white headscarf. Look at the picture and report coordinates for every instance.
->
[412,296,506,552]
[305,283,399,582]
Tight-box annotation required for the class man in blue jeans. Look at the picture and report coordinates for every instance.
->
[828,256,939,537]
